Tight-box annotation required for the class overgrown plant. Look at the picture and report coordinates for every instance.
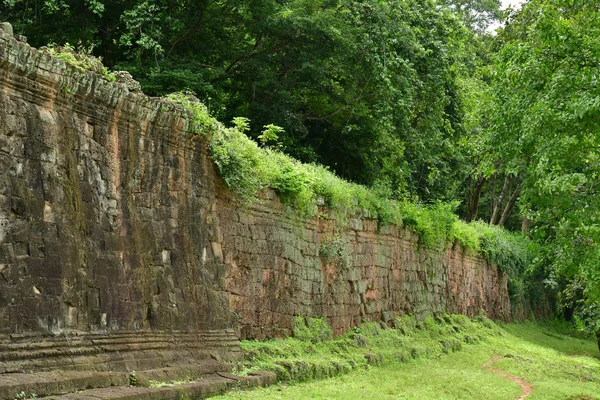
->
[13,392,37,400]
[319,236,352,269]
[164,92,533,276]
[41,43,115,82]
[164,92,217,134]
[210,119,269,202]
[293,316,333,343]
[129,371,137,387]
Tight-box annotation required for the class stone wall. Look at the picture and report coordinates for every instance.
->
[217,190,510,339]
[0,22,510,357]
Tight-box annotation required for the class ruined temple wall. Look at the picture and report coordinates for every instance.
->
[0,24,231,337]
[0,24,510,345]
[216,189,510,339]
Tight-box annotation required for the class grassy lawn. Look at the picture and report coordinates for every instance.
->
[214,317,600,400]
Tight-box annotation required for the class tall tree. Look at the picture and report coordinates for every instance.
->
[1,0,472,202]
[489,0,600,338]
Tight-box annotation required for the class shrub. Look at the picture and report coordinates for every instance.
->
[210,123,268,202]
[400,201,459,247]
[164,91,217,134]
[293,316,333,343]
[266,150,316,214]
[42,43,115,82]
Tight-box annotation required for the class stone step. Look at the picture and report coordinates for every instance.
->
[39,372,276,400]
[132,361,233,387]
[0,360,244,399]
[0,330,242,374]
[0,370,129,400]
[0,330,241,359]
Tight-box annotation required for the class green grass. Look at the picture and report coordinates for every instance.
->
[214,317,600,400]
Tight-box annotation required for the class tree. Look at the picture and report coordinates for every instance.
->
[1,0,473,202]
[489,0,600,341]
[440,0,502,33]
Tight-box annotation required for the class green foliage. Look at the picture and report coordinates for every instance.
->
[471,222,531,276]
[13,392,37,400]
[119,0,164,59]
[293,317,333,344]
[209,121,268,202]
[450,220,481,250]
[129,371,137,386]
[439,0,502,33]
[258,124,284,147]
[488,0,600,330]
[401,202,459,247]
[266,151,316,214]
[42,43,115,81]
[164,91,217,134]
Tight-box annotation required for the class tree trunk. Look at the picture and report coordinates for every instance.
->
[596,329,600,352]
[498,186,520,227]
[490,175,510,225]
[466,175,486,222]
[521,217,531,235]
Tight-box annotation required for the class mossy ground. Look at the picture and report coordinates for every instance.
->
[215,316,600,399]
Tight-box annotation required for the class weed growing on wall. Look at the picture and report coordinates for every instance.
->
[210,119,270,202]
[401,201,459,246]
[41,43,115,82]
[164,91,217,134]
[12,391,37,399]
[319,236,352,269]
[476,223,532,275]
[164,92,533,275]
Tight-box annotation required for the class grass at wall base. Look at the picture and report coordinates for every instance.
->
[212,315,600,400]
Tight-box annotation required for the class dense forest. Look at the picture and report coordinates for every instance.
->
[1,0,598,342]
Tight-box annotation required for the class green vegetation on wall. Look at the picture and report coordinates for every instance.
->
[41,43,116,82]
[167,91,533,283]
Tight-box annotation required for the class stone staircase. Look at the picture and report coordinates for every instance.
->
[1,369,275,400]
[0,330,276,399]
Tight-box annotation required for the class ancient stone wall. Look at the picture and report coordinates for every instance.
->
[0,23,242,371]
[0,21,510,359]
[217,190,510,339]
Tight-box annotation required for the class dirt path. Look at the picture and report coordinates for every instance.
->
[484,355,533,400]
